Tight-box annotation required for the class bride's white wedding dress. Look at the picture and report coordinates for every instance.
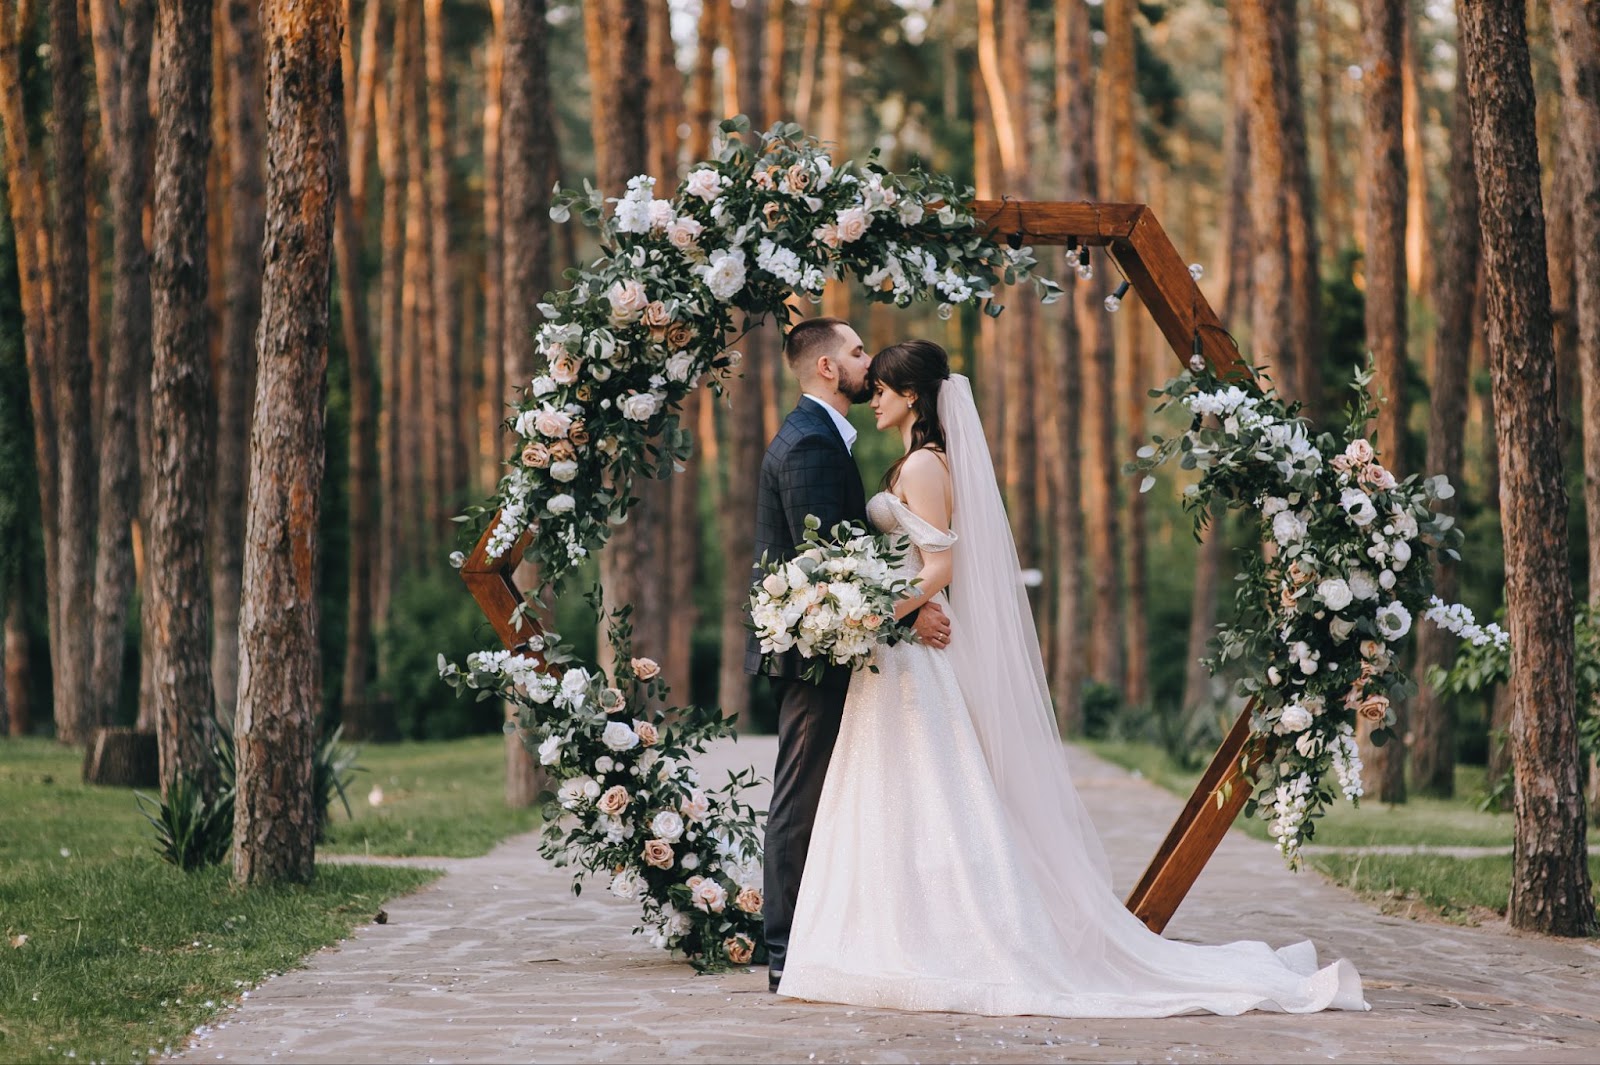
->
[776,376,1367,1018]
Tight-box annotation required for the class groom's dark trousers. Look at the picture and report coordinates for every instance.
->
[745,398,867,979]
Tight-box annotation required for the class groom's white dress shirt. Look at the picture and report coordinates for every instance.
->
[803,393,857,454]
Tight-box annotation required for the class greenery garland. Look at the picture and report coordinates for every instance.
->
[443,119,1058,969]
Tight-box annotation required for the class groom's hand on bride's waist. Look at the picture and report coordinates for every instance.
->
[910,601,952,649]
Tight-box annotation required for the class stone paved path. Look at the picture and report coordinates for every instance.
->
[170,737,1600,1064]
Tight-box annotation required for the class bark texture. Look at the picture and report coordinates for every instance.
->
[1411,72,1479,798]
[1359,0,1409,803]
[374,2,409,628]
[89,0,154,730]
[423,0,461,533]
[211,0,266,721]
[1460,0,1595,938]
[234,0,342,886]
[149,0,217,794]
[1236,0,1295,399]
[51,0,96,744]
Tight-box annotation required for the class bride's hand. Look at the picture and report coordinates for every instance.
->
[911,601,952,648]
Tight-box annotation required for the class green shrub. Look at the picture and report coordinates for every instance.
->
[135,771,232,871]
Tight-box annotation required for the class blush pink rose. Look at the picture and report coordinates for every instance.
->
[534,408,573,439]
[550,352,582,385]
[634,720,660,747]
[734,886,763,915]
[597,785,630,816]
[642,839,675,869]
[724,934,755,965]
[631,656,661,680]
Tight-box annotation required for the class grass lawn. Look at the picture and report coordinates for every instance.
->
[1080,737,1597,925]
[0,733,538,1064]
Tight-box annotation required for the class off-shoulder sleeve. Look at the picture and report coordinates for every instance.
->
[887,495,958,553]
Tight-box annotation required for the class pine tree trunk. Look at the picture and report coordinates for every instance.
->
[405,3,436,561]
[1275,0,1322,412]
[423,0,460,536]
[234,0,342,887]
[374,4,407,628]
[1549,0,1600,609]
[209,0,265,724]
[480,0,505,492]
[89,0,153,731]
[500,0,552,806]
[758,0,786,444]
[1236,0,1296,400]
[1358,0,1409,804]
[1048,0,1092,735]
[1460,0,1595,938]
[1410,74,1478,799]
[1312,0,1347,260]
[336,0,378,737]
[49,0,96,745]
[1402,2,1429,301]
[149,0,217,795]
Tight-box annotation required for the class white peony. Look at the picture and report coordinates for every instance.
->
[698,247,747,301]
[1316,578,1353,612]
[620,391,663,422]
[547,493,576,515]
[603,721,641,751]
[1376,601,1412,640]
[1340,487,1378,527]
[548,460,579,483]
[537,733,564,766]
[1272,510,1308,546]
[650,809,685,843]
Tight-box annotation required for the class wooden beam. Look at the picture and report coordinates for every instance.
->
[460,520,547,664]
[969,200,1250,383]
[1125,704,1259,933]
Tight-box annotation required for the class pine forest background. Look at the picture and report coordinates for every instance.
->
[2,0,1598,821]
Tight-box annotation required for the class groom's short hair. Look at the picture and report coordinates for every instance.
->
[783,316,850,375]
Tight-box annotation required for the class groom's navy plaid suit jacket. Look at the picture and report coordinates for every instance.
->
[743,398,868,686]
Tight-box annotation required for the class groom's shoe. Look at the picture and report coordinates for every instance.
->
[768,970,782,993]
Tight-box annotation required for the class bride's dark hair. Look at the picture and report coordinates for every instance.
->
[870,339,951,491]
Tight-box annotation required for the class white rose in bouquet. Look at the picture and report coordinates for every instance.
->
[650,810,685,843]
[549,460,579,483]
[685,168,722,201]
[538,733,564,766]
[1340,487,1378,527]
[603,721,641,751]
[698,248,747,301]
[607,278,649,322]
[1316,578,1353,612]
[1279,704,1314,733]
[1348,570,1380,601]
[681,789,710,824]
[620,391,662,422]
[691,878,728,913]
[547,493,576,515]
[761,572,789,598]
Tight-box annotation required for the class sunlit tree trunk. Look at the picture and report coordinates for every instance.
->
[374,5,407,629]
[149,0,216,793]
[89,0,153,731]
[404,0,435,561]
[234,0,342,887]
[1358,0,1409,803]
[1460,0,1594,938]
[1049,0,1091,734]
[1312,0,1348,261]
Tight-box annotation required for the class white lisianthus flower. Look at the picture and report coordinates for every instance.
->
[897,199,925,225]
[650,809,685,843]
[547,493,576,515]
[698,247,748,301]
[1316,578,1353,612]
[1375,601,1413,641]
[1348,571,1380,601]
[549,460,579,483]
[537,733,564,766]
[603,721,641,751]
[1280,704,1314,733]
[1340,487,1379,527]
[620,391,662,422]
[685,168,722,201]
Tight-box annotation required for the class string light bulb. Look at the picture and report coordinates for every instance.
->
[1076,245,1093,281]
[1104,280,1130,313]
[1188,263,1205,281]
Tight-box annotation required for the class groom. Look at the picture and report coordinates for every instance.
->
[745,316,952,992]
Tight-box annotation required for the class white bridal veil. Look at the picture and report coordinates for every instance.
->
[936,375,1116,914]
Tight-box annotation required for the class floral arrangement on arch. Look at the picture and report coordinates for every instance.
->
[444,118,1058,969]
[1132,362,1468,865]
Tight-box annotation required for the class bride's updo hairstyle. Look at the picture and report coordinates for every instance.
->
[870,339,951,490]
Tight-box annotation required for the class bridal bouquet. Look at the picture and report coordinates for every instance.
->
[749,515,920,682]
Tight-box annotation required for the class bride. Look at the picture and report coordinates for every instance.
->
[775,339,1368,1018]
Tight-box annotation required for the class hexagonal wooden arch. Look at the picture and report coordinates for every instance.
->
[463,200,1263,936]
